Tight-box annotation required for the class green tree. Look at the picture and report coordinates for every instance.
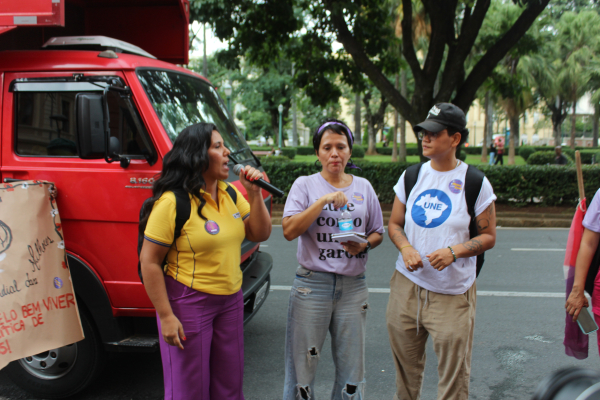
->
[521,8,600,148]
[362,85,389,154]
[478,1,542,164]
[555,11,600,148]
[192,0,550,157]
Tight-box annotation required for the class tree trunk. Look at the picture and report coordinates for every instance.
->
[367,124,376,154]
[481,91,490,163]
[392,74,399,162]
[508,114,518,165]
[552,96,563,146]
[593,104,599,148]
[354,92,361,144]
[362,93,375,155]
[291,63,298,146]
[399,70,407,162]
[570,100,577,149]
[202,24,208,77]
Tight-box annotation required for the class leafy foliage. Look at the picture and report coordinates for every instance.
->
[262,161,600,205]
[518,146,538,161]
[281,148,297,159]
[526,151,562,165]
[192,0,550,160]
[351,146,365,159]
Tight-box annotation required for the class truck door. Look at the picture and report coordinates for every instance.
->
[1,72,159,309]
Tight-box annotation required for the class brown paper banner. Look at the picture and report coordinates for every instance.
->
[0,180,83,369]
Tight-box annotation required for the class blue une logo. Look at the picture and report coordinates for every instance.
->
[411,189,452,228]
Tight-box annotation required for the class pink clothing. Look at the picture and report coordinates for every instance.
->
[564,199,588,359]
[583,189,600,315]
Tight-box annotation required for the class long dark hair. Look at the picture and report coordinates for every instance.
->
[140,123,217,228]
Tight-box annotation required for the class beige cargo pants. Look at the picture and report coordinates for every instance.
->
[386,270,477,400]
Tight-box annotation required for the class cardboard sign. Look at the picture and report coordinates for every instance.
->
[0,181,83,369]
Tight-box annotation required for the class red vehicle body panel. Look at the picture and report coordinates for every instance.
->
[0,0,189,64]
[0,0,65,29]
[0,50,264,318]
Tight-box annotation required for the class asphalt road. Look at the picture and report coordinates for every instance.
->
[1,226,599,400]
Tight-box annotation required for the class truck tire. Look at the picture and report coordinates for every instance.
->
[4,307,106,399]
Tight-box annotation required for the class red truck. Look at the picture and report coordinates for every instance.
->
[0,1,273,398]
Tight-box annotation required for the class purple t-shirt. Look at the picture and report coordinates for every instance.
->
[283,173,385,276]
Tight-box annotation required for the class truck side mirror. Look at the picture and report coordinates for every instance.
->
[76,93,107,159]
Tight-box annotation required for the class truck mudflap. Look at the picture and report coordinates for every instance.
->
[241,251,273,325]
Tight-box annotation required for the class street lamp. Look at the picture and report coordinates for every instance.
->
[278,104,284,149]
[222,81,232,113]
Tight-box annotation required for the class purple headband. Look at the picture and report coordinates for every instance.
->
[317,121,361,170]
[317,122,355,145]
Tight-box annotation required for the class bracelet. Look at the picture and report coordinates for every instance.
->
[448,246,457,262]
[400,245,412,253]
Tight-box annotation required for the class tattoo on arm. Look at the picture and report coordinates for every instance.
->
[463,238,483,255]
[476,203,494,233]
[477,218,490,232]
[390,226,408,246]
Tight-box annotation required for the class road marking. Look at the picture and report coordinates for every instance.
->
[511,248,564,251]
[270,285,564,297]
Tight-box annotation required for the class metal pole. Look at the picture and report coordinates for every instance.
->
[227,96,231,114]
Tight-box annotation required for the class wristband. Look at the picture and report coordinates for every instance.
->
[448,246,457,262]
[400,245,412,253]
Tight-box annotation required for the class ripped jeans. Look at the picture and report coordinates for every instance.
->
[283,265,368,400]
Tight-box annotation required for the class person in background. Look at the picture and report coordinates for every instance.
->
[566,188,600,355]
[489,142,496,166]
[386,103,497,400]
[140,123,271,400]
[494,140,504,165]
[282,119,384,400]
[555,146,569,165]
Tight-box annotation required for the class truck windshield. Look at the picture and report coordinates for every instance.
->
[137,69,253,161]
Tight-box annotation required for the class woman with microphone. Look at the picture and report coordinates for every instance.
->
[282,119,384,399]
[140,122,271,400]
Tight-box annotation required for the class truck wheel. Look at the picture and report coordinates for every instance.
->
[4,307,106,399]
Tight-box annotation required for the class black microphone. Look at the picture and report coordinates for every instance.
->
[233,164,285,198]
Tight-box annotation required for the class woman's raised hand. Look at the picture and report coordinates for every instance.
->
[238,165,264,193]
[320,191,348,209]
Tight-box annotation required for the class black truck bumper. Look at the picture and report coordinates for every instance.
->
[241,251,273,325]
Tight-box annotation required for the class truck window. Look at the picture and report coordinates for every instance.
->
[15,88,151,158]
[16,92,78,156]
[137,69,253,161]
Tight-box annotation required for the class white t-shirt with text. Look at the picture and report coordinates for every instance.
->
[393,161,496,295]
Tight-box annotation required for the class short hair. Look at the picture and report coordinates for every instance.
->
[447,128,469,146]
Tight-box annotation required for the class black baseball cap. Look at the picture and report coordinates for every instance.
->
[413,103,467,133]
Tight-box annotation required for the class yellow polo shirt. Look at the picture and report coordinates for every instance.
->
[144,181,250,295]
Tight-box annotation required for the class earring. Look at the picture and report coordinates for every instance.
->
[314,160,322,168]
[347,158,354,166]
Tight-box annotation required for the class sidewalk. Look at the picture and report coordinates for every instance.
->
[270,203,575,227]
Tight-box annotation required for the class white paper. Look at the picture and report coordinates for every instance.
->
[331,232,369,243]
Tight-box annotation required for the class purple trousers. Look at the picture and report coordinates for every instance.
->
[158,276,245,400]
